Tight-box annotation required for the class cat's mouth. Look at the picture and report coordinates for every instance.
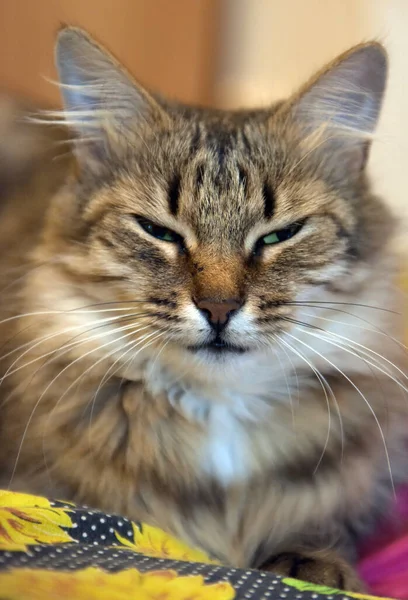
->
[187,337,249,354]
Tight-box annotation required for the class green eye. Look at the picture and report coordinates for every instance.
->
[262,232,280,244]
[256,221,304,252]
[135,216,182,244]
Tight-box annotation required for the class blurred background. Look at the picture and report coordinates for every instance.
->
[0,0,407,246]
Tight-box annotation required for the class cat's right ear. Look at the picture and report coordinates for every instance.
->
[54,27,169,175]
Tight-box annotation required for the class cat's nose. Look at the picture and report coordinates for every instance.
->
[194,298,242,327]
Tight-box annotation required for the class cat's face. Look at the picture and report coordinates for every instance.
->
[74,116,358,363]
[48,29,391,370]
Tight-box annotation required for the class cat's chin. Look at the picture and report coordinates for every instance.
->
[187,340,249,356]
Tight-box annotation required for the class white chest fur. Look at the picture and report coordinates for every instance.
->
[165,381,260,484]
[201,403,250,484]
[144,356,290,486]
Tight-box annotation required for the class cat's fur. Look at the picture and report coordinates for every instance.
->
[0,28,406,589]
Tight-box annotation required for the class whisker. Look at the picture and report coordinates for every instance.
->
[297,328,404,426]
[274,338,301,409]
[42,330,162,482]
[298,332,408,432]
[281,315,325,332]
[0,319,156,418]
[0,303,156,330]
[67,300,148,310]
[144,334,170,374]
[284,331,396,496]
[297,310,408,354]
[88,328,165,413]
[275,335,342,471]
[39,324,156,408]
[91,331,165,418]
[286,301,399,314]
[8,323,156,487]
[65,330,165,454]
[1,315,163,417]
[271,344,296,428]
[1,314,152,382]
[0,311,151,368]
[298,328,408,392]
[1,319,153,413]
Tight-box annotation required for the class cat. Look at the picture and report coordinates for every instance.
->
[0,27,406,591]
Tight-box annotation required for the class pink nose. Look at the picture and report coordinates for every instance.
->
[195,298,242,325]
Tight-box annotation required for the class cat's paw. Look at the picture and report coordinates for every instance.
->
[261,550,363,592]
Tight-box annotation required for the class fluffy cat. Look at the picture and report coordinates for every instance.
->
[0,28,406,590]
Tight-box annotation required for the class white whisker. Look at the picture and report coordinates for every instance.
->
[285,331,396,496]
[0,321,153,416]
[299,328,408,395]
[0,310,145,364]
[271,343,296,429]
[1,315,151,382]
[297,310,408,354]
[88,329,166,418]
[60,330,165,453]
[94,334,171,456]
[0,304,150,329]
[8,323,157,488]
[275,335,341,472]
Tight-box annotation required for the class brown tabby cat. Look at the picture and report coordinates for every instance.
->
[0,28,406,590]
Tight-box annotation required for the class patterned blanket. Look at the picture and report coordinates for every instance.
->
[0,491,392,600]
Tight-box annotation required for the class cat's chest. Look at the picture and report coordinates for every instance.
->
[144,362,287,486]
[200,403,252,484]
[164,385,274,485]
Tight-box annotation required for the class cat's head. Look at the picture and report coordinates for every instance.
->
[45,28,392,374]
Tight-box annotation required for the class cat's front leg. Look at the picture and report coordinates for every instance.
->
[261,549,363,592]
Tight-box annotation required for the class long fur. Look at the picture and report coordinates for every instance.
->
[0,29,406,586]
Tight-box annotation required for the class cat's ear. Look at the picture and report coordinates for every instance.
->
[55,27,169,175]
[288,43,387,177]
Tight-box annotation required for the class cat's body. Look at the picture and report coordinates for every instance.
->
[0,29,406,589]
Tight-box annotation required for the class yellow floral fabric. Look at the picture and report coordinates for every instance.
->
[0,489,213,563]
[114,521,217,564]
[0,490,74,551]
[0,491,394,600]
[0,567,235,600]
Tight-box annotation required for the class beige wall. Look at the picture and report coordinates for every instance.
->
[215,0,379,107]
[369,0,408,243]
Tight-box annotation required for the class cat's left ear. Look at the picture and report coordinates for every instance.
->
[287,42,387,177]
[55,27,169,175]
